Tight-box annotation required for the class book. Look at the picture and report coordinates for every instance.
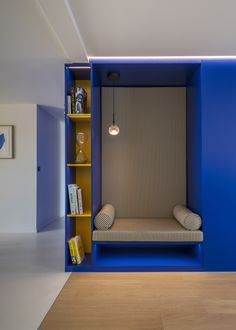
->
[71,235,85,264]
[67,95,72,114]
[77,187,84,214]
[68,184,77,214]
[71,86,75,113]
[68,239,77,264]
[68,184,85,215]
[73,185,79,214]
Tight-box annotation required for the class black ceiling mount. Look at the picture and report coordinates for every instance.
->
[107,72,120,81]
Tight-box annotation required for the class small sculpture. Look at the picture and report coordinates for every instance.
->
[75,87,87,114]
[76,132,88,164]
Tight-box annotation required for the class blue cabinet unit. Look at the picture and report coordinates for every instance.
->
[201,61,236,270]
[65,60,236,272]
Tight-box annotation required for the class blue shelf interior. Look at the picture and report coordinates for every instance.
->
[66,254,92,271]
[92,62,201,87]
[95,244,202,267]
[65,244,202,271]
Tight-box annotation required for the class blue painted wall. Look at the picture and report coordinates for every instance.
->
[186,67,202,216]
[201,61,236,270]
[91,63,102,226]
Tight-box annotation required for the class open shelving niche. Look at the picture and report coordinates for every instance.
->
[65,62,205,272]
[65,64,93,270]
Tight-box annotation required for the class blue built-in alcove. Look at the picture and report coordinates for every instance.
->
[65,60,236,271]
[90,60,203,271]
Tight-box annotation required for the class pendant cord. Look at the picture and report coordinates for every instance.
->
[112,87,115,125]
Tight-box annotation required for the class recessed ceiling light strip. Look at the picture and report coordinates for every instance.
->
[88,55,236,62]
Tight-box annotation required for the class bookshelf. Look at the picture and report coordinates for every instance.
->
[65,64,92,269]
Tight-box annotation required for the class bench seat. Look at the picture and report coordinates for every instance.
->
[93,217,203,242]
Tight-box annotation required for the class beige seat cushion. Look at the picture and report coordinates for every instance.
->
[93,218,203,242]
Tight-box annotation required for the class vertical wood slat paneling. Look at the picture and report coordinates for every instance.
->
[102,87,186,218]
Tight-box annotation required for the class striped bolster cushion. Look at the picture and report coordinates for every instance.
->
[173,205,202,231]
[94,204,115,230]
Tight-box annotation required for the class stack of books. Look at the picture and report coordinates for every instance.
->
[68,184,84,215]
[68,235,85,265]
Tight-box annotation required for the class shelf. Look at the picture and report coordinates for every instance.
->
[65,251,202,272]
[66,114,91,122]
[67,163,91,167]
[66,254,92,272]
[67,213,91,218]
[95,245,202,268]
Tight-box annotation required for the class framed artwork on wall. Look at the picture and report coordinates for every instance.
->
[0,125,14,159]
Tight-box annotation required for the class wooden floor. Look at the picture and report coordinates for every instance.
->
[39,272,236,330]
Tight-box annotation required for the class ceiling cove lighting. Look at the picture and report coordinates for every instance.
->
[88,55,236,61]
[107,72,120,136]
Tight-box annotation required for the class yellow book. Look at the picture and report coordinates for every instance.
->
[72,235,85,264]
[68,239,77,265]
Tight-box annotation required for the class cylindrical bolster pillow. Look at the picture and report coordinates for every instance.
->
[94,204,115,230]
[173,205,202,231]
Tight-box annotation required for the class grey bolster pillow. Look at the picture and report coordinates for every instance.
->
[173,205,202,231]
[94,204,115,230]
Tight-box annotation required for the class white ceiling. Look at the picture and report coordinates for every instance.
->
[70,0,236,57]
[0,0,236,108]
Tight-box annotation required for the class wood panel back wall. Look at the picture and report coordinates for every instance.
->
[102,87,186,218]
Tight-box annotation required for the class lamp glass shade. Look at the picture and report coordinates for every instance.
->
[108,125,120,135]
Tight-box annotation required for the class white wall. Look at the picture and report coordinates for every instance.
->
[37,106,64,231]
[0,104,37,232]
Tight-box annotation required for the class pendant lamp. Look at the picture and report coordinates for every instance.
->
[107,72,120,136]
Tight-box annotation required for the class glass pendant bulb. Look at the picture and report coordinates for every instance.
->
[108,124,120,135]
[108,87,119,136]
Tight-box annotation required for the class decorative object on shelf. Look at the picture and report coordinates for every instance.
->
[76,131,88,163]
[75,87,87,114]
[0,125,13,159]
[107,72,120,136]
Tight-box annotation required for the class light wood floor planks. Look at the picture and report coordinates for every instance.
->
[39,272,236,330]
